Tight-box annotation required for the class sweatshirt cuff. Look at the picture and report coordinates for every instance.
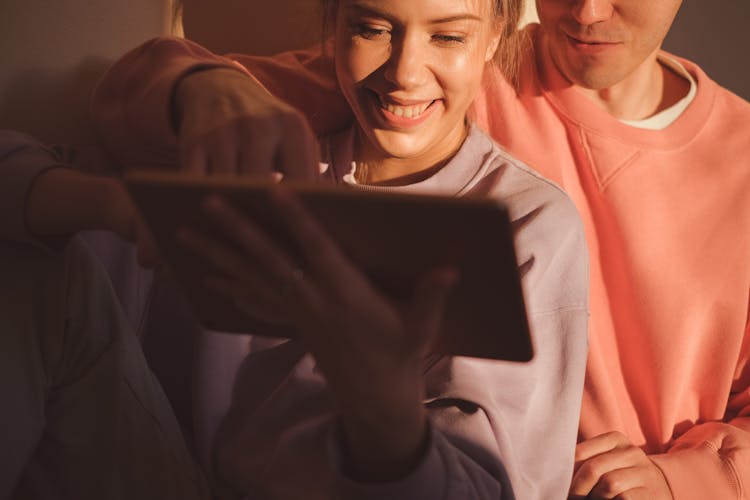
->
[0,133,67,248]
[167,60,258,134]
[329,423,447,500]
[650,444,741,500]
[91,37,252,170]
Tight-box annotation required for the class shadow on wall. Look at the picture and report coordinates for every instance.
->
[183,0,323,56]
[0,0,177,145]
[0,58,111,145]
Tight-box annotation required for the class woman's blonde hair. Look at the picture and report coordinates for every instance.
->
[494,0,528,88]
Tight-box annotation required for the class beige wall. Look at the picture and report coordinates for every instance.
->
[0,0,178,144]
[663,1,749,100]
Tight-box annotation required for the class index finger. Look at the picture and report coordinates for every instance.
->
[276,112,319,182]
[575,431,631,465]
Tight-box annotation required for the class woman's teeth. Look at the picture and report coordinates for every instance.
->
[383,101,433,118]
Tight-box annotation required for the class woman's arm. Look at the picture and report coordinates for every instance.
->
[181,182,589,499]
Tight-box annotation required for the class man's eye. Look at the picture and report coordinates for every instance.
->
[432,34,466,45]
[356,25,390,40]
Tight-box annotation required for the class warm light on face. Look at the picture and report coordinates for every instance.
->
[535,0,683,90]
[334,0,501,180]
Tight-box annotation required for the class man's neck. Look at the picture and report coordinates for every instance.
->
[578,54,691,121]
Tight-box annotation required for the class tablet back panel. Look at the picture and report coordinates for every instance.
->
[125,172,533,362]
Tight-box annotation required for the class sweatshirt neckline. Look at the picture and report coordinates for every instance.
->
[533,27,716,150]
[324,123,488,197]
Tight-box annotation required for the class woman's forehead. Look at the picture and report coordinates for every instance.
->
[338,0,496,19]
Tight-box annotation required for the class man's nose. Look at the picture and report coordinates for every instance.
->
[570,0,615,25]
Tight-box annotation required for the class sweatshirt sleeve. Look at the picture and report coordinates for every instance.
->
[90,36,352,171]
[0,130,68,247]
[213,180,588,500]
[650,321,750,500]
[90,37,244,170]
[331,186,590,499]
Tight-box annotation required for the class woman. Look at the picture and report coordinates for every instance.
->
[171,0,589,498]
[1,0,586,497]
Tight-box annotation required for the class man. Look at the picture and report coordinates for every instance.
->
[90,0,750,498]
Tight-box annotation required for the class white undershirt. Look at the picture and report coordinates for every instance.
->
[620,55,697,130]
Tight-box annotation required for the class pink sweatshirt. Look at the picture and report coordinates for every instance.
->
[90,22,750,499]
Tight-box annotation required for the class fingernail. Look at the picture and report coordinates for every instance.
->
[270,171,284,183]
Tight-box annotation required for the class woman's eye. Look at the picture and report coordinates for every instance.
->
[432,34,466,45]
[356,25,390,40]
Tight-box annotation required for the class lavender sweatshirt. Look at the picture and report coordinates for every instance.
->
[211,124,589,500]
[0,125,588,499]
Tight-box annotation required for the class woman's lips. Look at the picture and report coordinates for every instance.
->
[370,92,439,128]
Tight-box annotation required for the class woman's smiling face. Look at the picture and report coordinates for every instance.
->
[333,0,502,178]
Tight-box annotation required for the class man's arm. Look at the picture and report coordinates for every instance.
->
[649,324,750,500]
[571,320,750,500]
[90,37,352,175]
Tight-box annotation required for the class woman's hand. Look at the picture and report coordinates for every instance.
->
[174,68,319,180]
[178,189,457,480]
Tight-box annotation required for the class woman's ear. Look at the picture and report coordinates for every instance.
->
[485,20,504,62]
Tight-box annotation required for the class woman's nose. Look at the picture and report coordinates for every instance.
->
[383,34,429,90]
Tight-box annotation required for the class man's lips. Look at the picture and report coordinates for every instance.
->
[564,33,621,53]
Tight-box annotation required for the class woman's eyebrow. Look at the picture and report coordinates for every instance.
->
[428,14,482,24]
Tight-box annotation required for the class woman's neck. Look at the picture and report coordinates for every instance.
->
[353,122,468,186]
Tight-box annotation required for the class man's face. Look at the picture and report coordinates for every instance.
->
[536,0,682,90]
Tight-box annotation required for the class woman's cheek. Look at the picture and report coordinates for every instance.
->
[435,51,484,98]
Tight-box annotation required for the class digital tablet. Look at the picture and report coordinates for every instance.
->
[124,170,533,362]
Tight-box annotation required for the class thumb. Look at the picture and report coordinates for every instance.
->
[405,267,459,352]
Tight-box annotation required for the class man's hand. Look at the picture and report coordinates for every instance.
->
[569,431,673,500]
[174,68,319,180]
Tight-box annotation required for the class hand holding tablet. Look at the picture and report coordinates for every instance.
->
[124,170,533,361]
